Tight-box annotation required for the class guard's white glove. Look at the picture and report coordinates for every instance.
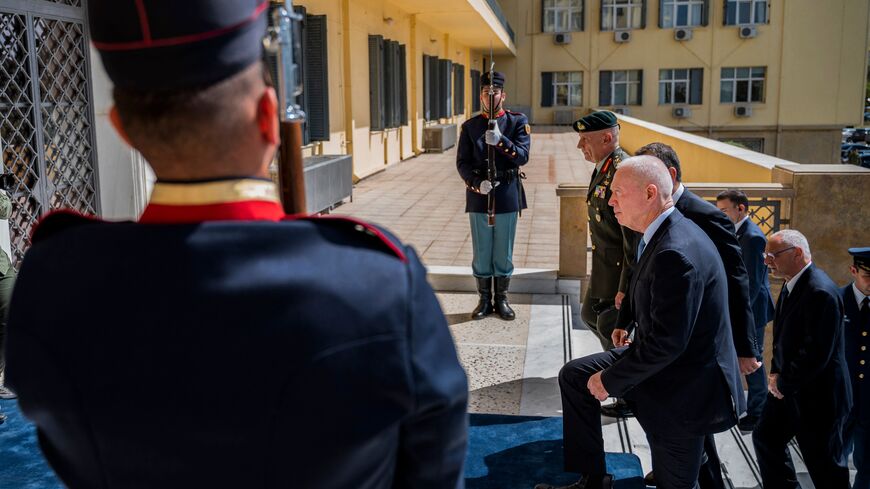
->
[478,180,500,194]
[485,122,502,146]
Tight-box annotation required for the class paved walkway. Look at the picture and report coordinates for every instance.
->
[333,127,590,270]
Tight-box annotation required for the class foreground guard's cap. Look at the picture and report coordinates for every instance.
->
[573,111,619,133]
[849,247,870,272]
[480,71,505,88]
[88,0,269,91]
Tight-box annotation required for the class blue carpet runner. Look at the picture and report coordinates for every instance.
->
[0,399,62,488]
[466,413,646,489]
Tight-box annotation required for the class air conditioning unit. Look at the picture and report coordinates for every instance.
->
[614,30,632,43]
[553,109,575,125]
[554,32,572,45]
[674,28,693,41]
[612,107,630,116]
[734,105,752,117]
[672,106,692,119]
[739,26,757,39]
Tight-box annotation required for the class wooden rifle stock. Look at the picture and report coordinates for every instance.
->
[486,88,496,227]
[278,120,307,215]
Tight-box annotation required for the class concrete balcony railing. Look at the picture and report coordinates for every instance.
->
[558,115,870,287]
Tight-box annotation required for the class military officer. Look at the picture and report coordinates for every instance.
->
[5,2,469,488]
[574,111,630,351]
[456,71,531,321]
[843,247,870,489]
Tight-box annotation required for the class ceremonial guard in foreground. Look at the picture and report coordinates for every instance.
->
[456,71,530,321]
[842,247,870,489]
[5,2,468,488]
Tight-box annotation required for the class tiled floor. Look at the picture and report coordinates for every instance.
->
[333,126,591,270]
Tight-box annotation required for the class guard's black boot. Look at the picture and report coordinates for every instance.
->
[471,277,494,320]
[494,276,516,321]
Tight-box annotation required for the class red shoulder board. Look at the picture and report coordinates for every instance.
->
[284,214,408,263]
[31,210,105,244]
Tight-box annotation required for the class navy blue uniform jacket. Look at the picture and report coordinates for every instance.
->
[601,210,744,438]
[771,265,851,429]
[737,219,775,336]
[456,111,531,214]
[841,284,868,421]
[6,192,468,489]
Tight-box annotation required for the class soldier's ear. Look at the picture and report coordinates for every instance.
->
[108,106,133,147]
[256,87,280,145]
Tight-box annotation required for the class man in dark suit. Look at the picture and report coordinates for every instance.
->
[5,2,469,488]
[717,189,776,432]
[535,156,743,489]
[841,247,870,488]
[752,230,852,489]
[612,144,757,488]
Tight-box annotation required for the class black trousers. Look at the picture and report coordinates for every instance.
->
[559,349,706,488]
[752,394,850,489]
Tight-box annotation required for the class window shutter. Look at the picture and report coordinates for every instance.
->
[454,64,465,115]
[423,55,432,121]
[689,68,703,104]
[541,72,554,107]
[581,0,586,30]
[439,59,453,119]
[541,0,546,33]
[305,14,330,141]
[640,0,647,28]
[599,71,612,106]
[293,6,311,144]
[470,69,481,112]
[368,35,384,131]
[636,70,643,105]
[700,0,709,26]
[599,0,606,31]
[657,0,664,27]
[399,45,408,126]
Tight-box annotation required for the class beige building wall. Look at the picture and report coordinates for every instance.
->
[298,0,479,179]
[496,0,870,164]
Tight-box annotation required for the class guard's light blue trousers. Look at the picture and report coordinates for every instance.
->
[469,212,518,278]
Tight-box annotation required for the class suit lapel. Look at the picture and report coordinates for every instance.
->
[777,265,814,324]
[629,211,679,304]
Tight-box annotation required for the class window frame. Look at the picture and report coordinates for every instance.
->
[724,0,769,25]
[660,0,706,28]
[542,0,585,33]
[600,0,644,31]
[550,71,583,107]
[609,69,642,106]
[719,66,766,104]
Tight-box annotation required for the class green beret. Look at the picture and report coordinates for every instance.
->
[849,247,870,272]
[573,111,619,133]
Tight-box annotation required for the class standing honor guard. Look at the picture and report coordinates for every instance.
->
[843,247,870,489]
[457,70,531,320]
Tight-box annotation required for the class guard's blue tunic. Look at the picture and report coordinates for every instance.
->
[456,110,531,214]
[6,179,468,489]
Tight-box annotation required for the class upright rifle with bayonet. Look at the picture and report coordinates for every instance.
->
[486,49,497,227]
[264,0,307,214]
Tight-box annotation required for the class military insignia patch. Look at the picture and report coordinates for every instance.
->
[594,185,607,198]
[525,124,531,135]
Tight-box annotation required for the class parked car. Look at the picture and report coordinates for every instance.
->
[847,149,870,168]
[848,128,869,143]
[864,112,870,123]
[841,143,870,161]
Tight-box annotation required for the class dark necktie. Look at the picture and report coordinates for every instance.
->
[637,237,647,259]
[861,297,870,324]
[778,286,790,313]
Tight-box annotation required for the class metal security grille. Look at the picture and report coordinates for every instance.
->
[0,1,98,268]
[747,198,783,236]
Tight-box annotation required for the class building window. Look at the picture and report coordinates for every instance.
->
[599,70,643,106]
[293,6,330,143]
[601,0,644,31]
[660,0,707,28]
[453,64,466,116]
[720,67,765,103]
[719,137,765,153]
[423,55,453,121]
[470,69,481,112]
[659,68,703,104]
[542,0,584,33]
[541,71,583,107]
[724,0,768,25]
[369,35,408,130]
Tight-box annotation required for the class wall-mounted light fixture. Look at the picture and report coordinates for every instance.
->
[383,16,394,25]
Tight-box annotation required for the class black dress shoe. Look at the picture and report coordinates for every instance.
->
[494,276,515,321]
[644,470,655,486]
[534,474,613,489]
[471,277,494,320]
[600,398,634,418]
[738,415,759,433]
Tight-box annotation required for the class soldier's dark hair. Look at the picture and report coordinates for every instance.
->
[635,142,682,182]
[716,189,750,210]
[112,61,267,162]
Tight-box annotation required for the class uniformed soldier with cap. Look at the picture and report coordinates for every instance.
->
[573,111,630,351]
[842,247,870,488]
[5,1,468,488]
[456,71,531,321]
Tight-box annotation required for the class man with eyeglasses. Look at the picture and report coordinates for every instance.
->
[753,230,852,489]
[841,247,870,489]
[456,71,531,321]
